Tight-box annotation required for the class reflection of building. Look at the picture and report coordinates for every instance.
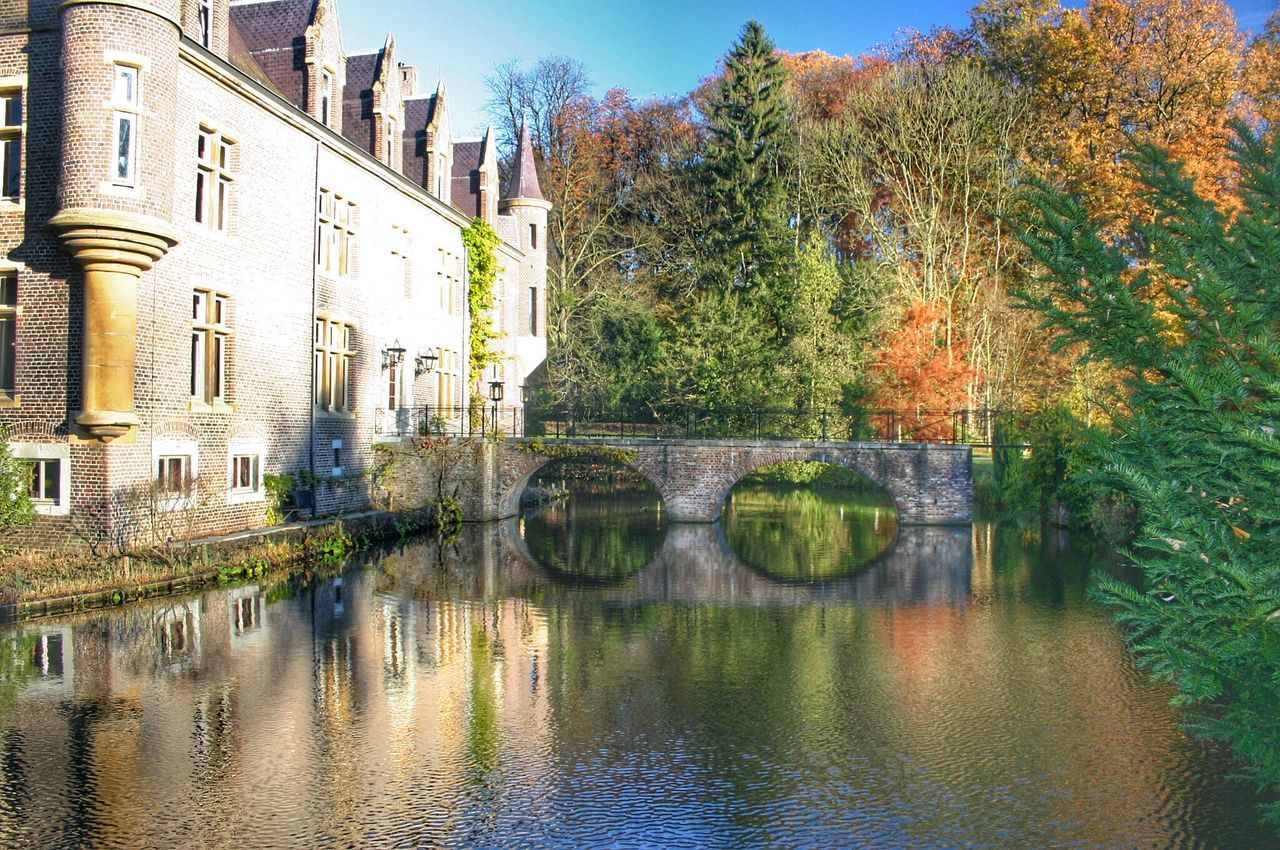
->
[3,0,549,548]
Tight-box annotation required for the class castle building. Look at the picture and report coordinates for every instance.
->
[0,0,549,546]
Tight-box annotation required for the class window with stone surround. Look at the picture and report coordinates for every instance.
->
[384,116,398,167]
[110,64,140,187]
[0,272,14,395]
[0,88,20,200]
[12,443,70,516]
[153,437,198,509]
[227,439,264,504]
[195,127,234,230]
[438,250,461,315]
[434,153,447,200]
[317,189,356,277]
[319,69,333,128]
[191,289,229,406]
[314,317,355,411]
[392,226,410,299]
[436,348,461,413]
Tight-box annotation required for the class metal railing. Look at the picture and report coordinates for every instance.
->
[375,404,1013,447]
[525,406,1011,447]
[373,405,525,439]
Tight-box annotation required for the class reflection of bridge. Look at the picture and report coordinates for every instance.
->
[499,439,972,525]
[496,519,973,607]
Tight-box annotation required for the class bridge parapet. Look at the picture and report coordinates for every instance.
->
[501,438,972,525]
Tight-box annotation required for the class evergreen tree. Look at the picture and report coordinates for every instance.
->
[700,20,792,327]
[655,291,780,428]
[1020,127,1280,821]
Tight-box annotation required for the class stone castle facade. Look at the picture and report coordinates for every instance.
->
[0,0,550,547]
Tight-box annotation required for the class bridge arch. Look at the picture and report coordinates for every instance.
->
[498,449,673,519]
[707,450,899,524]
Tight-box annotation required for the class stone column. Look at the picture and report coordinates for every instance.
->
[49,209,178,441]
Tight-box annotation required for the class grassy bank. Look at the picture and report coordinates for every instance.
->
[0,502,461,620]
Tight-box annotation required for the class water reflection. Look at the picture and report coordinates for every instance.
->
[521,490,666,585]
[723,485,898,582]
[0,508,1272,847]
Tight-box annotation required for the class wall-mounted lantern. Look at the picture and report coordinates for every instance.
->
[381,339,406,371]
[414,349,438,377]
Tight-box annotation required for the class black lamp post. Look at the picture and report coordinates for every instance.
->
[381,339,406,371]
[414,349,438,377]
[489,370,504,436]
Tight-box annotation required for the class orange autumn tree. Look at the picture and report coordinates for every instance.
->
[1244,11,1280,128]
[973,0,1245,226]
[870,301,975,439]
[781,50,890,121]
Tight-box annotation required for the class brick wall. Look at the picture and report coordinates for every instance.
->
[3,0,545,550]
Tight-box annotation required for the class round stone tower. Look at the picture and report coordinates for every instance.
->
[49,0,182,441]
[498,122,549,277]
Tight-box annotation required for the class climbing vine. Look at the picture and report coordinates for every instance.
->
[462,218,503,405]
[515,437,637,465]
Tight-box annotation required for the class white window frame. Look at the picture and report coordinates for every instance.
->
[0,83,22,202]
[109,63,141,187]
[0,270,16,398]
[152,437,198,510]
[195,126,234,231]
[314,317,355,412]
[227,439,265,505]
[316,189,355,277]
[191,288,229,407]
[11,442,70,516]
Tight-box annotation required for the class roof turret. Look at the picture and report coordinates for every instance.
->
[504,121,543,201]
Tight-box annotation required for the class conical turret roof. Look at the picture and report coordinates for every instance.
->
[504,121,543,201]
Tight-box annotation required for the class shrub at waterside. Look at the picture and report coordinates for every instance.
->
[1020,127,1280,821]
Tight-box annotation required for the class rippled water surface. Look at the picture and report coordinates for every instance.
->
[0,483,1271,849]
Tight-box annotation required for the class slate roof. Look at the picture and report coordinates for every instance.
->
[340,51,379,153]
[401,94,438,189]
[228,0,315,106]
[227,17,283,96]
[504,122,543,201]
[451,139,483,217]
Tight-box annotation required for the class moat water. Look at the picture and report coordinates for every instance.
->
[0,482,1272,848]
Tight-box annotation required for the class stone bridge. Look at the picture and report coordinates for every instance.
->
[498,438,972,524]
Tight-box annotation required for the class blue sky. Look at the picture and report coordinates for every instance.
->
[337,0,1278,138]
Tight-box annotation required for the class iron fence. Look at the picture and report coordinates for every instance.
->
[525,406,1012,446]
[373,405,524,439]
[374,404,1014,447]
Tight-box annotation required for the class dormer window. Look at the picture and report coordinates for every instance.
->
[319,70,332,127]
[197,0,212,48]
[385,117,397,166]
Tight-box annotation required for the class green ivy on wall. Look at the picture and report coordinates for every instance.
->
[462,218,503,405]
